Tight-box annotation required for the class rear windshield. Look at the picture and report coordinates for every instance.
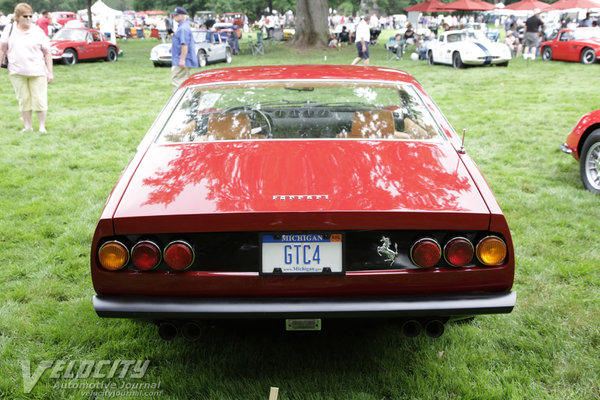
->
[156,81,445,143]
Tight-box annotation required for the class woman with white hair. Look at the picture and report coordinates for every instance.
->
[0,2,53,133]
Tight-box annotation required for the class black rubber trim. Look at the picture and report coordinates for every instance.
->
[93,292,516,319]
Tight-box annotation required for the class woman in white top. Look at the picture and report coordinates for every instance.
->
[0,3,53,133]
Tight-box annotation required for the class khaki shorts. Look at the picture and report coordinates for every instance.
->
[171,66,191,92]
[9,74,48,112]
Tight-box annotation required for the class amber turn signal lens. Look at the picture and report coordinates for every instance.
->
[131,241,161,271]
[476,236,507,266]
[164,241,194,271]
[410,238,441,268]
[98,241,129,271]
[444,237,474,267]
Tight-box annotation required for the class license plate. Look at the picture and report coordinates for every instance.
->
[261,233,343,274]
[286,319,322,331]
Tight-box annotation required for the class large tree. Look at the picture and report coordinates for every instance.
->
[292,0,328,47]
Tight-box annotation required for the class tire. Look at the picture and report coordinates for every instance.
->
[452,51,464,69]
[197,50,207,67]
[106,47,118,62]
[580,48,596,64]
[153,61,160,67]
[63,48,77,66]
[497,61,509,67]
[542,47,552,61]
[225,48,232,63]
[580,130,600,193]
[428,51,435,66]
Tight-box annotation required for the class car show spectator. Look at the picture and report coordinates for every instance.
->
[504,31,522,58]
[579,12,593,27]
[524,9,544,60]
[351,16,370,66]
[386,33,404,59]
[170,6,197,91]
[404,23,416,45]
[0,2,53,133]
[35,9,50,36]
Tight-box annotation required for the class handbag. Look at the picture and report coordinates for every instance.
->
[1,24,14,69]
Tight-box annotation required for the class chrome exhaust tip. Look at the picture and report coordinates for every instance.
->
[401,320,422,338]
[158,321,178,341]
[424,319,445,338]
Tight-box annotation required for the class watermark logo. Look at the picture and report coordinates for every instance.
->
[21,359,151,394]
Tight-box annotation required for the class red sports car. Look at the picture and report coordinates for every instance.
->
[50,28,119,66]
[560,110,600,193]
[541,27,600,64]
[91,65,516,340]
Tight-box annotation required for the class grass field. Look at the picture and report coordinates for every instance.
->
[0,35,599,400]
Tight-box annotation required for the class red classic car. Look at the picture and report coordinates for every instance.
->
[50,28,119,66]
[560,110,600,193]
[91,65,516,340]
[50,11,79,27]
[541,27,600,64]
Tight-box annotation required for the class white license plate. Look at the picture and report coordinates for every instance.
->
[262,233,343,274]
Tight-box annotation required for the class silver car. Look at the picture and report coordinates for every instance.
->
[150,29,233,67]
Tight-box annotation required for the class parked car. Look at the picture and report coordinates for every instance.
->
[50,11,79,28]
[50,28,119,66]
[221,12,245,28]
[91,65,516,340]
[560,110,600,193]
[428,29,511,68]
[150,29,232,67]
[541,27,600,64]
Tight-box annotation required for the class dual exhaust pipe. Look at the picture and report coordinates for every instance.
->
[401,319,445,338]
[158,321,202,341]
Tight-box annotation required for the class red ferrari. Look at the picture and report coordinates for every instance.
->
[50,28,119,66]
[560,110,600,193]
[91,65,516,339]
[541,27,600,64]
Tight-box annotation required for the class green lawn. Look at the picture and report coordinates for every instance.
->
[0,36,599,400]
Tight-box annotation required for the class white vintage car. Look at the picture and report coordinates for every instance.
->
[427,29,511,68]
[150,29,232,67]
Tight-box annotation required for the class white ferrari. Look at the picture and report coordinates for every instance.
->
[427,29,511,68]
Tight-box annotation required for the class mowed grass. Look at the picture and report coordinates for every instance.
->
[0,36,599,400]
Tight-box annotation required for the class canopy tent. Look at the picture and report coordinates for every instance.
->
[91,0,122,17]
[87,0,122,44]
[547,0,600,9]
[405,0,448,13]
[504,0,552,11]
[438,0,497,11]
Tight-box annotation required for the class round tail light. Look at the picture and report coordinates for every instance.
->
[476,236,507,266]
[164,241,194,270]
[98,241,129,271]
[410,238,441,268]
[131,241,161,271]
[444,237,474,267]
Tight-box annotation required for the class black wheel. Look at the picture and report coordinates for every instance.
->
[428,51,435,66]
[580,48,596,64]
[106,47,118,62]
[225,48,232,63]
[63,49,77,66]
[497,61,509,67]
[452,51,464,69]
[542,47,552,61]
[223,105,272,138]
[153,61,160,67]
[580,130,600,193]
[197,50,207,67]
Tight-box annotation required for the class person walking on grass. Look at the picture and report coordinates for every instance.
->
[524,9,544,60]
[351,16,370,66]
[0,2,53,133]
[171,6,197,92]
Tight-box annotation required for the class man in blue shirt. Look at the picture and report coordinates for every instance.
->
[171,7,198,91]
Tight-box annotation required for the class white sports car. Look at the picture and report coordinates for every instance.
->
[427,29,511,68]
[150,29,232,67]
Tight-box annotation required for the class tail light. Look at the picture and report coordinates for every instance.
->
[98,241,129,271]
[131,241,161,271]
[444,237,474,267]
[410,238,441,268]
[164,241,194,270]
[476,236,507,266]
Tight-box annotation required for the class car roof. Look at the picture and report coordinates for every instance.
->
[182,65,418,89]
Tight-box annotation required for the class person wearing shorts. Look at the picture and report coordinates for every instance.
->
[351,17,370,66]
[524,9,544,60]
[0,2,53,133]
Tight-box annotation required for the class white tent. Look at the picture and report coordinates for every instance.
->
[79,0,122,44]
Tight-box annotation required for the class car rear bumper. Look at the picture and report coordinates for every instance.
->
[559,142,574,155]
[94,291,516,319]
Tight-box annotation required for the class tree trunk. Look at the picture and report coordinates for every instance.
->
[86,0,93,29]
[292,0,329,48]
